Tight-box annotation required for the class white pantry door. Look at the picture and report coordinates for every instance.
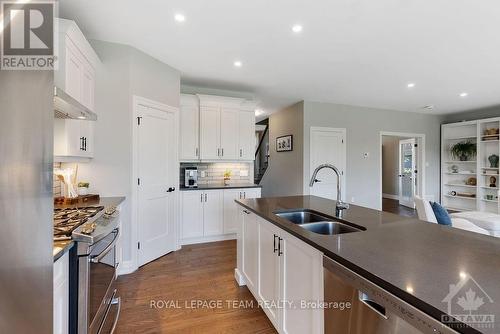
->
[398,138,416,208]
[137,103,177,266]
[309,127,346,200]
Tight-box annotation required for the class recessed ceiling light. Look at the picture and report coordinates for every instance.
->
[407,83,415,88]
[292,24,303,33]
[459,92,468,97]
[174,13,185,22]
[234,60,242,68]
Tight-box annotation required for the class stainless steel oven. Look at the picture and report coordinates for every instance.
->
[75,214,121,334]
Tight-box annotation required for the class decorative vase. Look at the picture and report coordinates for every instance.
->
[224,178,230,186]
[459,154,468,161]
[78,187,89,196]
[488,154,499,168]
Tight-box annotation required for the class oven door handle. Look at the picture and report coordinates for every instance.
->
[91,228,120,264]
[109,296,121,334]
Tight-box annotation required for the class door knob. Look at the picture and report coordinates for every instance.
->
[167,187,176,192]
[314,179,322,183]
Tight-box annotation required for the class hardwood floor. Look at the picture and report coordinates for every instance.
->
[115,240,277,334]
[382,198,417,218]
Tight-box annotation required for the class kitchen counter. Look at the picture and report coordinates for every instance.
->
[54,196,126,209]
[53,196,126,260]
[180,183,261,191]
[53,240,74,262]
[236,195,500,334]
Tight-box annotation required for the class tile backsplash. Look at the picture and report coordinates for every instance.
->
[180,162,254,186]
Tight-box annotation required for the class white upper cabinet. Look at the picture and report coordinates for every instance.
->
[179,94,256,162]
[238,110,256,160]
[54,119,94,159]
[180,95,200,161]
[220,108,239,160]
[55,19,99,113]
[200,106,221,160]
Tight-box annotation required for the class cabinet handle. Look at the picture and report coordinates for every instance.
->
[240,149,242,157]
[201,194,203,202]
[273,234,278,253]
[195,147,199,157]
[217,148,220,157]
[80,137,84,151]
[83,137,87,151]
[244,192,246,199]
[221,148,224,157]
[278,237,283,256]
[205,193,207,202]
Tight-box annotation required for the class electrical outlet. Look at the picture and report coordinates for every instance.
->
[200,171,206,178]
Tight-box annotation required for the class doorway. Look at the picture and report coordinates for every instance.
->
[380,132,425,213]
[309,127,346,200]
[133,96,179,268]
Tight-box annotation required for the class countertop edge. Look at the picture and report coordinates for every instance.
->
[180,184,262,191]
[234,200,477,334]
[53,240,74,262]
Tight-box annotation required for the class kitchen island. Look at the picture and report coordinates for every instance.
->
[235,195,500,334]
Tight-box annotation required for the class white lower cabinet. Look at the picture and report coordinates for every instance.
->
[53,252,69,334]
[223,188,261,234]
[237,205,324,334]
[181,188,261,244]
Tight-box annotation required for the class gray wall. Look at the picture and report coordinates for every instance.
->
[302,101,443,209]
[0,71,54,333]
[261,102,304,197]
[77,40,180,266]
[443,105,500,123]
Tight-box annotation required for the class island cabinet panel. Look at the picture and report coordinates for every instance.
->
[223,188,261,234]
[236,204,324,334]
[257,216,282,329]
[54,252,69,334]
[241,208,259,294]
[280,229,324,334]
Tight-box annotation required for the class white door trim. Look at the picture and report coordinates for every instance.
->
[130,95,180,273]
[379,131,426,211]
[308,127,347,199]
[398,138,417,208]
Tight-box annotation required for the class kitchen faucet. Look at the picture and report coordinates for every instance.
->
[309,164,349,216]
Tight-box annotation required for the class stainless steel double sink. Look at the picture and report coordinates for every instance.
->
[274,210,365,236]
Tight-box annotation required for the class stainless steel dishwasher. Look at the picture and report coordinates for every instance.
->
[323,256,460,334]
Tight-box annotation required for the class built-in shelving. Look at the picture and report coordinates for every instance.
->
[442,117,500,214]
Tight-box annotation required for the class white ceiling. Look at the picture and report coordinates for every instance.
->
[60,0,500,116]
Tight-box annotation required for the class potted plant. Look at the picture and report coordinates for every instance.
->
[223,170,231,186]
[78,182,90,196]
[450,141,476,161]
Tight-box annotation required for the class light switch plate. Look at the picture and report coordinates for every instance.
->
[200,171,206,178]
[240,169,249,177]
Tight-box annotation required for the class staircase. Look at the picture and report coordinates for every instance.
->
[254,121,269,184]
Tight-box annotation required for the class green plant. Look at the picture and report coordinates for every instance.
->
[450,141,476,161]
[78,182,90,188]
[223,170,232,179]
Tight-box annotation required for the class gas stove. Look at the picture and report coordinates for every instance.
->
[53,206,104,240]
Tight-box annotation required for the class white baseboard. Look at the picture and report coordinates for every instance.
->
[382,193,399,200]
[180,233,237,246]
[117,260,137,276]
[234,268,246,286]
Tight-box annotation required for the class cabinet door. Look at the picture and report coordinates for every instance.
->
[220,108,239,160]
[258,218,281,328]
[200,106,221,160]
[180,191,204,239]
[242,209,259,293]
[238,111,256,160]
[65,42,83,102]
[203,190,223,236]
[242,188,261,200]
[80,121,94,158]
[223,189,241,234]
[180,104,200,161]
[281,231,324,334]
[53,252,69,334]
[81,65,95,112]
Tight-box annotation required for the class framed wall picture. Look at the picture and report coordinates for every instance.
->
[276,135,293,152]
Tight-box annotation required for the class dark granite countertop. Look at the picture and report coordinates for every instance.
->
[236,195,500,334]
[53,197,126,260]
[180,183,261,191]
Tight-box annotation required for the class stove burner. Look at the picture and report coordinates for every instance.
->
[53,206,104,238]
